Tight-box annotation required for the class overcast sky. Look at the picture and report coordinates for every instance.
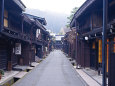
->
[22,0,86,15]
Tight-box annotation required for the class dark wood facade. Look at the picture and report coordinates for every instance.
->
[70,0,115,85]
[0,0,26,70]
[0,0,50,70]
[63,28,76,60]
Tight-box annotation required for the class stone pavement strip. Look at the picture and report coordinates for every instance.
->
[13,50,88,86]
[75,68,101,86]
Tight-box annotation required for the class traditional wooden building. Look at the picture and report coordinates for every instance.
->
[63,28,76,60]
[0,0,49,71]
[70,0,115,85]
[0,0,26,70]
[48,35,55,52]
[25,13,50,58]
[63,32,69,55]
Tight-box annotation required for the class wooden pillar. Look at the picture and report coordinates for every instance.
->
[0,0,4,31]
[69,43,71,56]
[107,39,109,73]
[84,41,90,67]
[81,41,85,67]
[90,14,93,31]
[68,43,70,56]
[7,41,13,71]
[21,15,24,33]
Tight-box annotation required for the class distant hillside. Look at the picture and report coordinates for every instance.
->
[25,8,69,34]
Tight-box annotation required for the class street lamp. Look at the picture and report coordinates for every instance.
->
[85,36,88,40]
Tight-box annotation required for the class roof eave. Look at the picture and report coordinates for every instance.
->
[13,0,26,11]
[75,0,96,19]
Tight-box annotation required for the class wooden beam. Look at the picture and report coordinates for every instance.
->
[21,16,24,33]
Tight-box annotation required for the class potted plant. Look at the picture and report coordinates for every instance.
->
[0,69,4,80]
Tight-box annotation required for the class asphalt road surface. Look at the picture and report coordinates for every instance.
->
[13,50,87,86]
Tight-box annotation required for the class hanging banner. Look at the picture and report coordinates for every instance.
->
[15,43,21,55]
[45,47,47,51]
[36,29,40,38]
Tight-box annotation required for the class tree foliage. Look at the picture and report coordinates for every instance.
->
[66,7,79,27]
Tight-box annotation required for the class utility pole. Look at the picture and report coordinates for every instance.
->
[102,0,108,86]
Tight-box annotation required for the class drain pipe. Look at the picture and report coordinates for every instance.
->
[102,0,108,86]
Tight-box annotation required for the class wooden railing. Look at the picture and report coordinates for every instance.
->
[2,27,43,45]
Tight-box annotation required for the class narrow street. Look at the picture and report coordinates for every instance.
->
[13,50,87,86]
[0,0,114,86]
